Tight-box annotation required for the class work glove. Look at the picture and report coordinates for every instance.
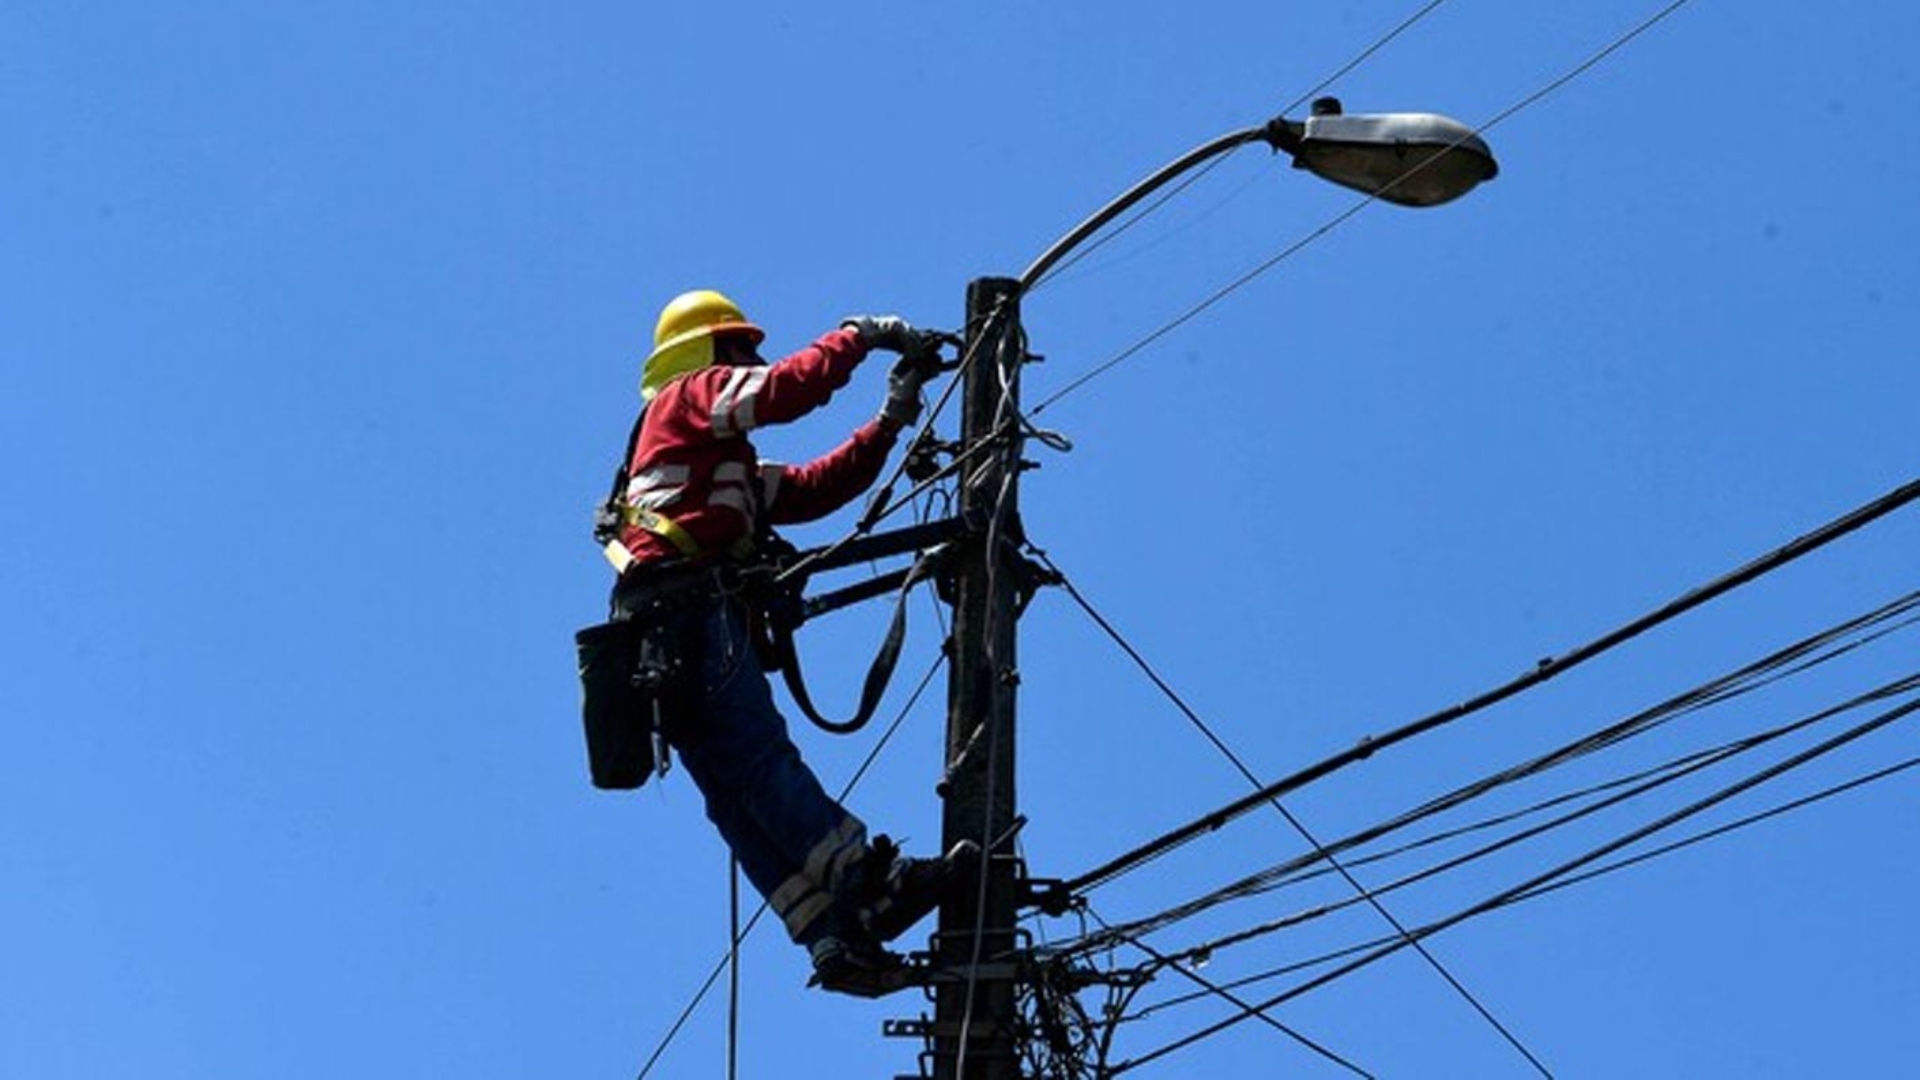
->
[841,314,919,354]
[878,350,941,430]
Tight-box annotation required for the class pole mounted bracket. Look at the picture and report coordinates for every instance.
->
[1011,547,1063,616]
[1018,876,1079,918]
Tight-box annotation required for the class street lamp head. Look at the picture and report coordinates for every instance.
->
[1264,97,1498,208]
[1017,98,1500,288]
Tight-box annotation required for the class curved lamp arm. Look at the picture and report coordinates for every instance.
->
[1018,124,1271,291]
[1018,100,1497,292]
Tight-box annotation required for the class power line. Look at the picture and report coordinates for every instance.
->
[1211,743,1740,903]
[1086,909,1376,1078]
[1048,589,1920,1039]
[1125,747,1920,1025]
[1125,669,1920,972]
[1021,530,1920,1070]
[726,858,740,1080]
[1036,549,1554,1076]
[1031,0,1702,417]
[1064,590,1920,950]
[1062,475,1920,898]
[1278,0,1457,117]
[1107,689,1920,1074]
[1504,750,1920,906]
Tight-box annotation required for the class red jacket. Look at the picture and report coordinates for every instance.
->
[618,327,897,565]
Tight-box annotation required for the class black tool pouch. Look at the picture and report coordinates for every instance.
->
[573,589,703,790]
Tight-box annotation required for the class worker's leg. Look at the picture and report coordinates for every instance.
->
[674,596,871,952]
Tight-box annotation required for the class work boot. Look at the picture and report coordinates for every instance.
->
[857,836,982,944]
[808,935,912,998]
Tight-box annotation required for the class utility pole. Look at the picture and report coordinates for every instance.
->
[891,103,1497,1079]
[933,276,1026,1080]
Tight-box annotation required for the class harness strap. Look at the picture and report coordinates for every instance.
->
[624,504,706,558]
[604,494,755,572]
[765,551,935,736]
[601,508,703,572]
[595,406,651,575]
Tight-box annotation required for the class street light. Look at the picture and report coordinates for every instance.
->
[1019,96,1498,289]
[932,97,1497,1080]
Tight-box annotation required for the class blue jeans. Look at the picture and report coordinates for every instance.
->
[671,592,870,954]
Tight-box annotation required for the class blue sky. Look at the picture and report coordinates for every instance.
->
[5,2,1917,1077]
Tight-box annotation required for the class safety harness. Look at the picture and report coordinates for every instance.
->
[591,405,754,575]
[753,543,946,736]
[584,406,950,776]
[590,406,650,574]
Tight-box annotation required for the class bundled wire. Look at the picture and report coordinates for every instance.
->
[1126,668,1920,976]
[1014,478,1918,1073]
[1055,590,1920,955]
[1036,549,1555,1075]
[1024,580,1920,1073]
[1104,679,1920,1073]
[1119,745,1920,1028]
[1063,477,1920,900]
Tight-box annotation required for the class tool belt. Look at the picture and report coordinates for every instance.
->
[573,561,723,790]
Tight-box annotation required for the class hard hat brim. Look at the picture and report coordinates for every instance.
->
[644,320,765,367]
[641,321,769,400]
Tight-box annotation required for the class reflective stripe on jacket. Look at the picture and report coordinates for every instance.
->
[617,326,897,566]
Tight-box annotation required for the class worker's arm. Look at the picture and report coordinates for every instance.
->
[759,420,899,525]
[695,327,870,439]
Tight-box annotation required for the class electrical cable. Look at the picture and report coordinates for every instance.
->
[1279,0,1457,117]
[1125,934,1391,1028]
[1022,739,1719,941]
[1060,592,1920,951]
[1040,591,1920,1052]
[1502,750,1920,907]
[1213,740,1781,902]
[1085,909,1376,1078]
[1135,670,1920,971]
[1062,476,1920,898]
[1012,507,1916,1072]
[1030,0,1701,417]
[1036,550,1554,1076]
[1106,689,1920,1074]
[1127,741,1920,1020]
[726,857,740,1080]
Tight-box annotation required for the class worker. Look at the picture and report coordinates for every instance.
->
[601,288,977,995]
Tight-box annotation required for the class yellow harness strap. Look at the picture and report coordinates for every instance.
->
[619,504,705,557]
[599,506,704,573]
[603,505,756,572]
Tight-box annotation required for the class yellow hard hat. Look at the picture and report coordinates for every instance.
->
[641,289,766,400]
